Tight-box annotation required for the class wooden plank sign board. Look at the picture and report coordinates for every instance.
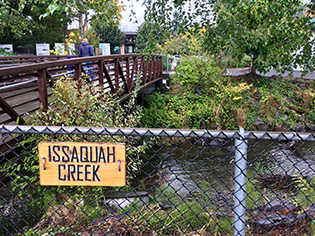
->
[38,142,126,186]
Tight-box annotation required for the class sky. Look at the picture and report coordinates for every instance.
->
[120,0,146,32]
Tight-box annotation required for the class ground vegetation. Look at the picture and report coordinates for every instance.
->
[2,76,147,235]
[140,56,315,131]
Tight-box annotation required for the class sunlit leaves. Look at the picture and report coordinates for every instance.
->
[143,0,315,75]
[208,0,315,74]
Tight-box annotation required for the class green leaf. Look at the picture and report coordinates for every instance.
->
[47,4,58,14]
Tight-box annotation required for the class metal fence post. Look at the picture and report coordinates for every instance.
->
[234,128,248,236]
[166,56,169,73]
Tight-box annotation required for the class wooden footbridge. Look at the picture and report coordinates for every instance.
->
[0,54,164,126]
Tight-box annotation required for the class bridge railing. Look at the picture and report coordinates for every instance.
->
[0,54,163,112]
[0,55,76,67]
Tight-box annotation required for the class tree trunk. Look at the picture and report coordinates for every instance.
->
[250,55,256,75]
[78,10,85,40]
[63,12,68,55]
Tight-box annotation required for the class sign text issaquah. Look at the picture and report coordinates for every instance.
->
[38,142,126,186]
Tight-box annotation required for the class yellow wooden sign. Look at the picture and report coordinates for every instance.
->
[38,142,126,186]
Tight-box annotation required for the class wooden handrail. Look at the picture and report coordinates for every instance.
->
[0,54,154,76]
[0,54,163,112]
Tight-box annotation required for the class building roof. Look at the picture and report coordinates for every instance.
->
[123,32,137,36]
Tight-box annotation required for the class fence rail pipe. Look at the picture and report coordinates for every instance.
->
[233,128,248,236]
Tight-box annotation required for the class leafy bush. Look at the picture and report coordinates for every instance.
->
[141,57,253,129]
[30,77,142,127]
[141,67,315,131]
[221,55,252,68]
[172,56,223,91]
[2,76,147,234]
[140,89,250,130]
[0,48,14,56]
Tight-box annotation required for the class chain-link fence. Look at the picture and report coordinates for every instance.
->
[1,125,315,235]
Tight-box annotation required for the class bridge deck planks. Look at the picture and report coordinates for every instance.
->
[0,85,53,124]
[1,86,38,99]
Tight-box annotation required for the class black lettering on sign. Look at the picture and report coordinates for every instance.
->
[80,146,88,163]
[92,165,100,182]
[62,146,70,162]
[77,165,84,181]
[90,147,97,163]
[49,146,52,162]
[98,147,106,163]
[107,147,115,163]
[68,164,76,181]
[57,164,102,182]
[71,147,79,162]
[53,146,60,162]
[58,164,66,181]
[85,165,91,181]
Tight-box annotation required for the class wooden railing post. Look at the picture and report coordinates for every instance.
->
[153,56,157,79]
[140,56,144,83]
[130,56,137,89]
[157,56,160,77]
[126,57,131,91]
[37,69,48,110]
[159,56,163,76]
[103,63,115,94]
[98,60,104,87]
[144,57,149,84]
[148,56,153,82]
[114,58,119,92]
[74,63,82,90]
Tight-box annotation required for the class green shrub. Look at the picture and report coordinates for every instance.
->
[221,55,252,68]
[172,55,223,91]
[141,68,315,131]
[2,76,147,234]
[0,48,14,56]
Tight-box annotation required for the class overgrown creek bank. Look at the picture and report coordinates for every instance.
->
[2,135,315,235]
[136,137,315,235]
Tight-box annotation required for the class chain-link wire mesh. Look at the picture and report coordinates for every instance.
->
[1,125,315,235]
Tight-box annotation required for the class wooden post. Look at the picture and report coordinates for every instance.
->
[140,56,144,83]
[134,56,138,78]
[118,63,129,93]
[126,57,130,91]
[114,58,119,92]
[148,56,153,82]
[74,63,82,83]
[37,69,48,111]
[157,56,161,77]
[159,56,163,76]
[104,63,115,94]
[153,56,157,79]
[130,56,137,89]
[98,60,104,87]
[144,57,149,84]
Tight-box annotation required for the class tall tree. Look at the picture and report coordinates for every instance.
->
[136,23,165,53]
[0,0,63,49]
[40,0,124,39]
[144,0,315,74]
[94,25,125,52]
[207,0,315,74]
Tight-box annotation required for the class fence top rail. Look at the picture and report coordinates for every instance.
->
[0,55,75,60]
[1,125,315,141]
[0,54,160,77]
